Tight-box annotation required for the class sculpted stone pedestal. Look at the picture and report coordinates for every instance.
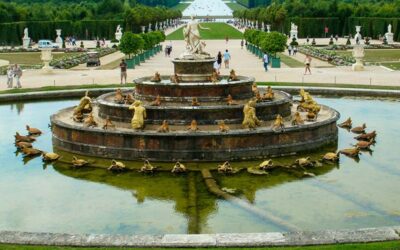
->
[40,48,53,73]
[385,33,394,44]
[172,58,215,82]
[22,38,31,49]
[352,45,364,71]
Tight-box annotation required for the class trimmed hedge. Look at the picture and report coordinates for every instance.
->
[237,0,271,8]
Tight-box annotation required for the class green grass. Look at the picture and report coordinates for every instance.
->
[381,62,400,70]
[335,49,400,63]
[1,241,400,249]
[258,81,400,90]
[225,2,247,11]
[0,52,81,65]
[278,53,304,68]
[171,2,190,11]
[166,23,243,40]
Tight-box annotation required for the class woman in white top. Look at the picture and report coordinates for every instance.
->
[304,55,312,75]
[6,66,13,88]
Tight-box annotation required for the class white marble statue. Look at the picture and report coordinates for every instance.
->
[354,25,363,44]
[385,24,394,44]
[115,25,123,41]
[55,29,63,47]
[23,28,29,39]
[22,27,31,48]
[290,22,298,40]
[181,16,210,58]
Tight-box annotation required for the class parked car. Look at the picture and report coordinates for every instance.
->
[38,40,59,49]
[86,51,100,67]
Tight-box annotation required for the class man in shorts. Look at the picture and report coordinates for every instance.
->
[120,59,127,84]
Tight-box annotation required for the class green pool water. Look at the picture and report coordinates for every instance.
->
[0,97,399,235]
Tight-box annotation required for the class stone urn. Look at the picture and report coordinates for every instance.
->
[352,44,364,71]
[40,48,53,73]
[55,29,63,47]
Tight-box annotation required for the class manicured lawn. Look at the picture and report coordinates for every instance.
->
[381,62,400,70]
[225,2,247,11]
[166,23,243,40]
[0,52,81,65]
[171,2,190,11]
[1,241,400,249]
[335,49,400,62]
[278,53,304,68]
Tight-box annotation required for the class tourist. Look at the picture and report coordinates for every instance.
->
[217,51,222,69]
[223,49,231,69]
[335,34,339,42]
[213,60,220,74]
[164,46,169,57]
[13,64,22,88]
[240,39,244,49]
[167,41,173,57]
[304,55,312,75]
[293,46,298,55]
[225,36,229,44]
[263,52,269,72]
[306,36,310,44]
[6,66,13,88]
[288,45,292,56]
[120,59,127,84]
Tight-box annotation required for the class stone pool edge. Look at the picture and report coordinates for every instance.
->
[1,226,400,247]
[1,86,400,103]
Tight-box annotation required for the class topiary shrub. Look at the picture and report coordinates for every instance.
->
[259,31,287,57]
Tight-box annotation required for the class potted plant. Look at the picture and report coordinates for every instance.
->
[259,31,287,68]
[119,32,144,68]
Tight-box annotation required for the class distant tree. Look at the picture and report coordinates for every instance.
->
[119,32,144,58]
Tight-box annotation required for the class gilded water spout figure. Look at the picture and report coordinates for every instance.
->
[218,120,229,132]
[157,120,170,133]
[272,114,285,132]
[150,72,161,82]
[228,69,238,81]
[291,112,304,126]
[187,119,199,132]
[242,100,260,129]
[129,101,146,130]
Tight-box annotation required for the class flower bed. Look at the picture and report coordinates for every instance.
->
[298,46,355,66]
[50,47,116,69]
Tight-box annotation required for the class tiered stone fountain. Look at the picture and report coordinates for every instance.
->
[51,20,339,162]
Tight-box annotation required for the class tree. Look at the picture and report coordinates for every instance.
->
[119,31,144,58]
[259,31,287,57]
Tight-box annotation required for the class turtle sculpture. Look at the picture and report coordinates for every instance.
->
[218,120,229,133]
[259,159,274,170]
[157,120,170,133]
[139,160,157,173]
[42,152,60,162]
[187,120,199,132]
[294,157,315,168]
[150,95,161,106]
[355,131,377,141]
[306,110,317,121]
[291,112,304,126]
[26,125,42,136]
[15,132,35,143]
[72,156,89,168]
[322,152,339,162]
[21,147,42,157]
[355,139,374,149]
[218,161,233,173]
[351,123,366,134]
[108,160,126,172]
[338,117,352,129]
[15,141,32,149]
[339,147,361,157]
[171,161,186,173]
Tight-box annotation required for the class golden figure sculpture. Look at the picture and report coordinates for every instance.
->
[84,112,97,127]
[338,117,352,128]
[129,100,147,129]
[114,88,124,104]
[171,161,186,173]
[170,73,180,84]
[150,95,161,106]
[242,100,260,129]
[209,70,219,84]
[124,93,135,105]
[306,110,317,121]
[218,120,230,132]
[228,69,238,81]
[73,91,92,117]
[255,91,263,102]
[291,112,304,126]
[191,97,200,106]
[102,116,115,130]
[272,114,285,131]
[150,72,161,82]
[252,83,258,93]
[187,119,199,132]
[263,86,274,100]
[226,94,237,105]
[157,120,170,133]
[218,161,233,173]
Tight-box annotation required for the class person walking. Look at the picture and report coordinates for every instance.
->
[263,52,269,72]
[223,49,231,69]
[288,45,292,56]
[217,51,222,71]
[293,46,298,56]
[304,55,312,75]
[225,36,229,44]
[6,66,13,88]
[13,64,22,88]
[240,39,244,49]
[120,59,127,84]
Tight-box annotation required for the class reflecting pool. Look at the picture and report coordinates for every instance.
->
[0,97,399,234]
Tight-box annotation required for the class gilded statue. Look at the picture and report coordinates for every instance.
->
[102,116,115,130]
[209,70,219,84]
[129,100,146,129]
[157,120,169,133]
[150,95,161,106]
[124,92,135,105]
[191,97,200,106]
[291,112,304,126]
[218,161,233,173]
[226,94,237,105]
[263,86,274,100]
[170,73,180,84]
[114,88,124,104]
[228,69,238,81]
[150,72,161,82]
[242,100,260,129]
[171,161,186,173]
[84,112,97,127]
[306,110,317,121]
[218,120,230,132]
[187,119,199,132]
[298,88,320,113]
[73,91,92,117]
[272,114,285,131]
[252,83,258,93]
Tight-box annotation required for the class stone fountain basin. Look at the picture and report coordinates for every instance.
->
[134,75,255,101]
[51,104,339,162]
[97,90,292,124]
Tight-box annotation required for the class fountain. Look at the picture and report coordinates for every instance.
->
[51,18,340,162]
